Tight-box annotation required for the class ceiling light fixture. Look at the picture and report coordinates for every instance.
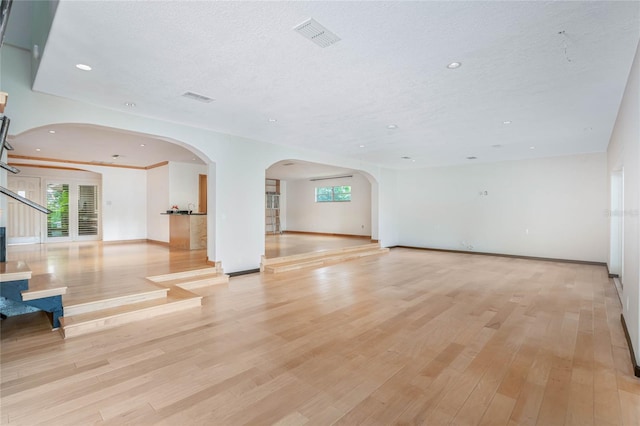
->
[387,124,398,129]
[359,144,365,148]
[48,130,56,134]
[124,102,136,107]
[112,154,119,160]
[503,120,512,125]
[529,146,536,150]
[447,62,462,69]
[75,63,92,71]
[36,148,41,152]
[140,144,145,147]
[268,118,277,123]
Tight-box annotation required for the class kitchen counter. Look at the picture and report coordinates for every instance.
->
[165,213,207,250]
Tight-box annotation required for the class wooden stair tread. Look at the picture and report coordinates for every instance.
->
[60,288,202,338]
[21,273,67,301]
[262,243,382,266]
[63,288,169,316]
[0,260,32,282]
[264,247,389,273]
[148,272,229,288]
[146,267,221,283]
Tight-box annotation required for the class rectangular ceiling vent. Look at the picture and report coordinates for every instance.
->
[293,18,341,48]
[182,91,214,103]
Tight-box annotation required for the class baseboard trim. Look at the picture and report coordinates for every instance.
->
[620,314,640,377]
[282,230,372,239]
[228,268,260,277]
[389,245,607,267]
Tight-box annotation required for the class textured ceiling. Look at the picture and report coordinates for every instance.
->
[5,1,640,172]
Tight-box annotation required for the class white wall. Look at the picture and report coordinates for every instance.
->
[1,45,394,271]
[101,166,147,241]
[10,160,148,241]
[396,153,608,262]
[285,174,371,236]
[607,41,640,367]
[169,162,207,212]
[278,180,287,231]
[147,164,169,242]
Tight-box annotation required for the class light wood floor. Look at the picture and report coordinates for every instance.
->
[6,242,209,306]
[265,233,372,258]
[2,247,640,425]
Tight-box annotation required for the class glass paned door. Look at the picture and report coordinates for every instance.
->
[46,182,101,241]
[47,183,70,238]
[78,185,99,236]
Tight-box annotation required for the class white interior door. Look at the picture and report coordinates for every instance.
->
[7,176,43,244]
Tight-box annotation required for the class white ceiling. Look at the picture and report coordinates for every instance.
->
[4,1,640,174]
[8,123,205,168]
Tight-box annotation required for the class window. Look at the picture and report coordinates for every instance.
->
[315,185,351,202]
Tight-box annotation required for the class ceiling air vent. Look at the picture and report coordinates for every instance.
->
[182,91,214,103]
[293,18,341,48]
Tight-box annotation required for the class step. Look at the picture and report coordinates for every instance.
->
[146,268,229,290]
[21,273,67,301]
[263,246,389,274]
[261,243,383,267]
[59,288,202,338]
[146,267,221,282]
[0,260,32,282]
[63,288,169,316]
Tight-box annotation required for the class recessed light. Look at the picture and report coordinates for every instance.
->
[447,62,462,69]
[124,102,136,107]
[529,146,535,150]
[36,148,41,152]
[359,144,365,148]
[466,156,477,160]
[268,118,277,123]
[75,63,92,71]
[387,124,398,129]
[503,120,512,125]
[48,130,56,134]
[140,144,145,147]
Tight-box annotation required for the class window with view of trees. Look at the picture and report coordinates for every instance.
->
[315,185,351,202]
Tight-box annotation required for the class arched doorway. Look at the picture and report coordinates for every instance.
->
[4,123,211,247]
[264,159,378,259]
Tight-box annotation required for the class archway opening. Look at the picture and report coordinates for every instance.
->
[264,159,378,259]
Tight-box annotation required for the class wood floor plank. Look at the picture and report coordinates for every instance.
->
[2,243,640,425]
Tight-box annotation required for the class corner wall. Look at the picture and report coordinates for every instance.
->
[395,153,608,262]
[607,41,640,368]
